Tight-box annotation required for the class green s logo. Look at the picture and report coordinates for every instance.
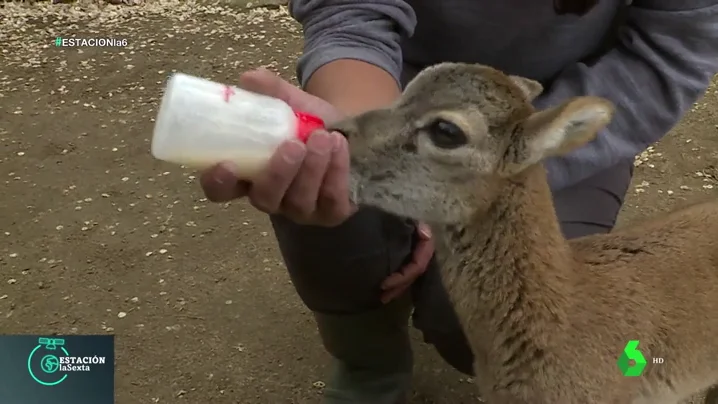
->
[617,340,647,376]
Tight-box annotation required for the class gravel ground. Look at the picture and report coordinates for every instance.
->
[1,2,717,403]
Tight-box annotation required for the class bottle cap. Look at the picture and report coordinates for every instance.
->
[294,111,325,143]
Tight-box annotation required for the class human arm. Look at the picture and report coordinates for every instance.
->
[202,1,417,225]
[289,0,417,116]
[535,0,718,191]
[289,1,432,301]
[305,60,401,116]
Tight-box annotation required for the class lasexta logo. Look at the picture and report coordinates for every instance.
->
[617,340,647,376]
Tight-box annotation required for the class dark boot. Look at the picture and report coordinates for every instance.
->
[315,294,413,404]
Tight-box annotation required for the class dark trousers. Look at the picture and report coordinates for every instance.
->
[270,160,634,375]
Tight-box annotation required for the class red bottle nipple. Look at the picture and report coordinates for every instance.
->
[293,110,325,143]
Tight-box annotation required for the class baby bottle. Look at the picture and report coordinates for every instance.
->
[150,72,325,179]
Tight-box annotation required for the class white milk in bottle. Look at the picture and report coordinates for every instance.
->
[150,73,324,179]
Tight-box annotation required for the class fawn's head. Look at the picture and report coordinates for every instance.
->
[331,63,614,225]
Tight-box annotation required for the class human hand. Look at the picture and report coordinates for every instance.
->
[380,222,434,304]
[199,69,356,227]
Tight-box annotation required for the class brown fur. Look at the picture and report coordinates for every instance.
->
[330,62,718,404]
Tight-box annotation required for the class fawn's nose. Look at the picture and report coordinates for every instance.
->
[326,118,358,141]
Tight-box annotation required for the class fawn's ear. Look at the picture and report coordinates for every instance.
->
[509,75,543,100]
[498,96,614,177]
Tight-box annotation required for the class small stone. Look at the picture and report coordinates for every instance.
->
[117,312,127,318]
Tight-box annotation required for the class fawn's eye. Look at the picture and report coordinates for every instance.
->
[425,119,468,149]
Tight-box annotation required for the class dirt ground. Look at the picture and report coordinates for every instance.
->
[1,2,717,403]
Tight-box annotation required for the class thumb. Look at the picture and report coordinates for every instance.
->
[239,68,298,106]
[238,69,341,123]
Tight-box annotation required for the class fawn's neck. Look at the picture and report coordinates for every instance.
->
[436,165,574,353]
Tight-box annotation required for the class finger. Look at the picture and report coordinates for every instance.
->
[248,140,306,213]
[381,270,409,291]
[412,237,436,269]
[381,262,426,291]
[416,222,432,240]
[316,132,355,224]
[199,162,250,202]
[380,284,410,304]
[380,238,435,291]
[281,131,334,219]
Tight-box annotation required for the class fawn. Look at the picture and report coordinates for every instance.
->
[330,62,718,404]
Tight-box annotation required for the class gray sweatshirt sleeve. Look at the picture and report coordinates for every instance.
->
[289,0,417,88]
[536,0,718,191]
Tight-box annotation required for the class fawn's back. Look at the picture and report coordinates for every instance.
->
[551,199,718,403]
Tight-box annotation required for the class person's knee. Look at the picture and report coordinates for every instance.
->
[271,207,415,314]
